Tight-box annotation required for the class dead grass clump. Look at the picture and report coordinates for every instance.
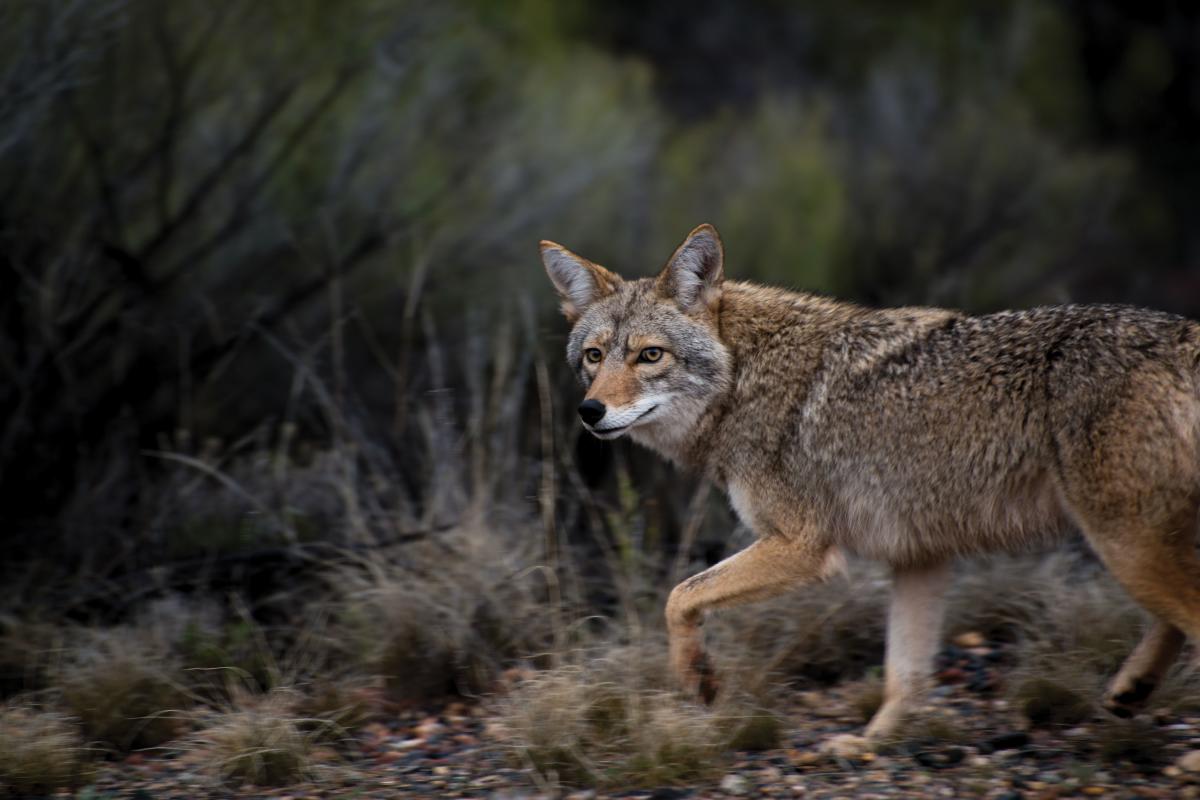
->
[1154,667,1200,715]
[724,709,785,751]
[0,618,62,699]
[1011,676,1093,727]
[176,618,282,701]
[493,640,781,789]
[944,554,1076,643]
[188,691,317,787]
[1007,560,1143,727]
[325,523,555,701]
[497,669,717,787]
[718,560,889,684]
[0,705,94,793]
[57,628,188,751]
[1093,718,1169,767]
[291,680,374,741]
[844,675,886,723]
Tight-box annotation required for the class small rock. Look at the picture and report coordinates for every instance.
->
[913,747,965,769]
[979,731,1030,754]
[953,631,986,648]
[719,774,749,795]
[1179,751,1200,773]
[393,737,425,750]
[936,667,966,684]
[820,733,872,759]
[790,750,824,767]
[415,716,445,738]
[1081,788,1107,796]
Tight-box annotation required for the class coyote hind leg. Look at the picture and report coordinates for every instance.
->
[1055,382,1200,719]
[1104,621,1185,718]
[666,534,837,703]
[1070,497,1200,717]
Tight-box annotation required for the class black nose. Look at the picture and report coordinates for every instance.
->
[578,399,606,425]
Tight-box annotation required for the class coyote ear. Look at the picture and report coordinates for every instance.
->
[657,223,724,314]
[540,241,623,322]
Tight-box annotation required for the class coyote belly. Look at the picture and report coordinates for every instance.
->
[541,223,1200,747]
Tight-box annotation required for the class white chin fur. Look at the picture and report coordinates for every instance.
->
[584,395,666,439]
[589,427,629,440]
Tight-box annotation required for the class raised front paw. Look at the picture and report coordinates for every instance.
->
[670,640,721,705]
[690,648,720,705]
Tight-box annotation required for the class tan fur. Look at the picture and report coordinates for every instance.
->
[541,223,1200,744]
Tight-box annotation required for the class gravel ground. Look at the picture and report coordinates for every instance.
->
[69,641,1200,799]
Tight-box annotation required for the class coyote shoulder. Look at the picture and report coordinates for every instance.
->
[541,223,1200,749]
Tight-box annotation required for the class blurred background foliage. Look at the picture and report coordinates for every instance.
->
[3,0,1200,597]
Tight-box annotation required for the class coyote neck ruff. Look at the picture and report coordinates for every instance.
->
[542,223,1200,751]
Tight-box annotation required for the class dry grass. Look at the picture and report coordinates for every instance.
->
[322,522,558,701]
[186,690,321,787]
[11,506,1200,795]
[0,617,64,698]
[1002,559,1142,728]
[714,560,890,685]
[1092,717,1171,767]
[492,638,783,790]
[57,627,189,752]
[0,704,94,793]
[713,551,1120,689]
[844,674,886,722]
[291,679,375,741]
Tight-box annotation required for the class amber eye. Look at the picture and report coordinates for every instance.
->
[584,348,603,364]
[639,347,664,363]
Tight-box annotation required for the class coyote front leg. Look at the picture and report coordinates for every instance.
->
[822,561,952,756]
[666,534,838,703]
[867,561,952,738]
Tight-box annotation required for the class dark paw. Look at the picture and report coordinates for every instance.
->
[690,650,720,705]
[1106,704,1134,719]
[1104,678,1156,718]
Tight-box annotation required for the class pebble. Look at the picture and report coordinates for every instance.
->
[720,773,750,795]
[977,731,1030,754]
[1179,751,1200,772]
[953,631,986,648]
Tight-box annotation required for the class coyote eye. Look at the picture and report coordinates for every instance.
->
[639,347,664,363]
[584,348,603,364]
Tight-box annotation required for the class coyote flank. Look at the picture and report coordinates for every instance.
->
[541,223,1200,749]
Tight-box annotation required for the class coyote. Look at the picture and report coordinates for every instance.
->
[541,223,1200,750]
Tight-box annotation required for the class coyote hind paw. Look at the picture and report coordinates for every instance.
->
[1102,678,1157,719]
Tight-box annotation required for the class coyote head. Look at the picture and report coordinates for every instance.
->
[540,224,732,446]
